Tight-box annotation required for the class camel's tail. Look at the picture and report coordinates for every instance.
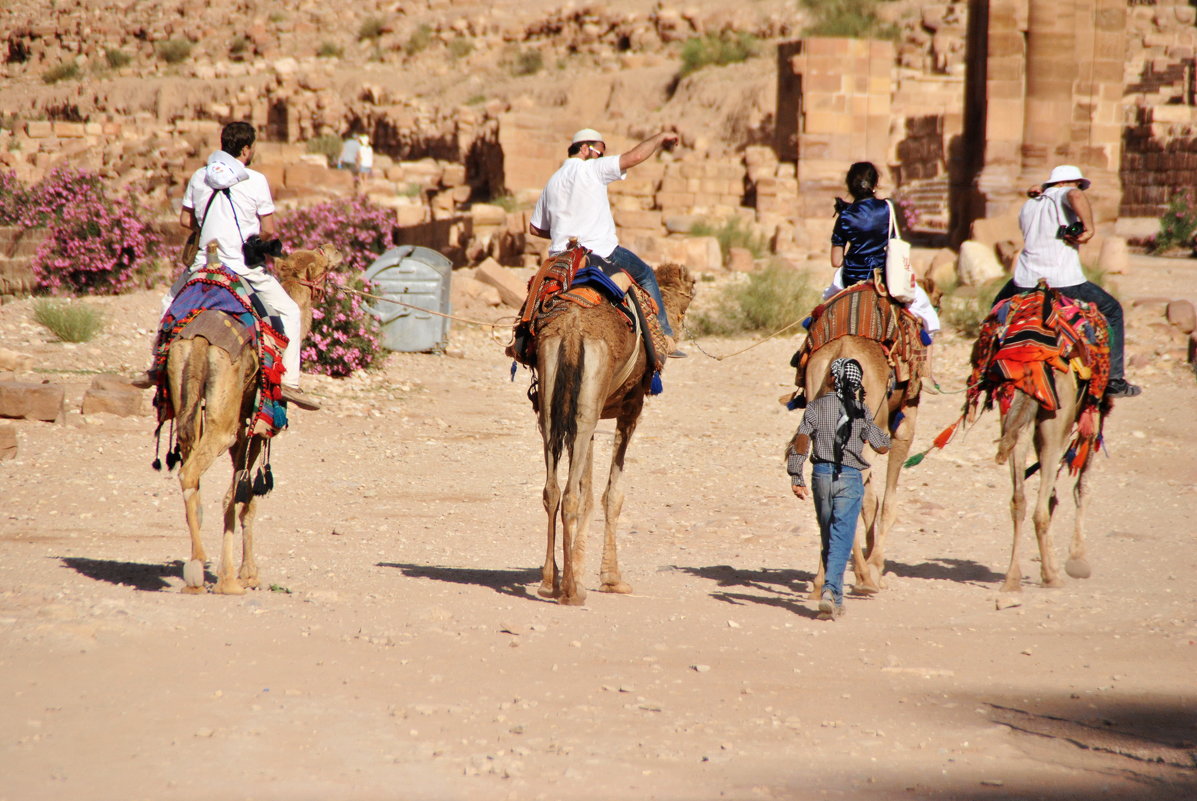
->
[546,333,584,465]
[996,391,1037,465]
[175,337,210,459]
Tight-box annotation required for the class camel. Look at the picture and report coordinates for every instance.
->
[168,243,341,594]
[799,336,921,598]
[992,375,1092,608]
[533,263,695,605]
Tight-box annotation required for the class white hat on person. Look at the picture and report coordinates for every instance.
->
[571,128,604,145]
[1044,165,1090,191]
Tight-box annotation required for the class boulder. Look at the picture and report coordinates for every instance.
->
[928,248,957,288]
[0,347,33,373]
[469,203,507,228]
[1097,236,1129,276]
[957,240,1003,286]
[0,424,15,460]
[682,236,723,272]
[81,379,146,416]
[475,258,526,308]
[0,381,64,422]
[970,213,1021,249]
[994,240,1021,270]
[727,247,756,273]
[1166,299,1196,333]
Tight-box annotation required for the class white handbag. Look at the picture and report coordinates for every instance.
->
[884,199,917,304]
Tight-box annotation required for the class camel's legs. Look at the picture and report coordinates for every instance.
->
[1031,425,1067,588]
[862,407,917,591]
[599,411,640,594]
[1065,464,1092,579]
[557,343,605,606]
[575,437,596,569]
[234,436,264,588]
[538,342,562,599]
[177,428,235,593]
[1002,424,1031,594]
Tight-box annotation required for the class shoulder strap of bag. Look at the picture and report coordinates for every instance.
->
[194,188,222,239]
[220,188,244,245]
[886,199,899,240]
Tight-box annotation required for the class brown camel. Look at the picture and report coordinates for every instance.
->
[992,375,1092,608]
[534,263,695,605]
[799,336,921,597]
[169,244,341,594]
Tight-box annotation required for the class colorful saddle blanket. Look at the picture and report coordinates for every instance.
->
[152,265,289,439]
[791,279,928,393]
[965,283,1111,473]
[508,249,666,377]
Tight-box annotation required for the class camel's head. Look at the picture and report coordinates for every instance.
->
[919,275,943,310]
[654,262,696,334]
[276,243,344,336]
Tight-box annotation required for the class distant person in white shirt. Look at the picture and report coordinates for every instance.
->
[134,122,320,410]
[337,136,360,170]
[529,128,683,356]
[355,134,374,177]
[991,165,1139,398]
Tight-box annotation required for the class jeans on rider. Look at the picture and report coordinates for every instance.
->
[601,246,674,337]
[992,279,1126,381]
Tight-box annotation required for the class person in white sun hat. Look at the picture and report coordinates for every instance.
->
[991,164,1140,398]
[529,127,684,356]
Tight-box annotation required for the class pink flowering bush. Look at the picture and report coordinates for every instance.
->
[1152,190,1197,254]
[301,271,383,377]
[277,196,398,272]
[281,196,394,376]
[17,167,163,295]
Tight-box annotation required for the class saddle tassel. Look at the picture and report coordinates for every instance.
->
[649,370,663,396]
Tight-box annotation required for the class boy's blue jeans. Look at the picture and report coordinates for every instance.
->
[810,462,864,605]
[598,246,674,337]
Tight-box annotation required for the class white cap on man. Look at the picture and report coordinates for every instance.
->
[571,128,604,145]
[1044,165,1090,191]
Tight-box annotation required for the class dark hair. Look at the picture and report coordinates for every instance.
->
[845,162,879,201]
[221,121,256,158]
[567,142,585,157]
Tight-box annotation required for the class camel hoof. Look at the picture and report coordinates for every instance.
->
[852,582,880,596]
[536,584,557,599]
[214,580,246,596]
[600,581,633,594]
[559,589,587,606]
[1043,577,1065,588]
[995,593,1022,610]
[183,559,205,588]
[239,575,260,589]
[1065,558,1091,579]
[181,585,206,595]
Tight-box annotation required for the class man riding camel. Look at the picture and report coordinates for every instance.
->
[529,128,684,357]
[133,121,320,410]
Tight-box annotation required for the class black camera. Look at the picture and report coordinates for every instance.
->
[1056,221,1085,240]
[242,235,283,266]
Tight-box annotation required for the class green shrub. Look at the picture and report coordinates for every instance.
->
[43,62,80,84]
[317,41,342,58]
[360,17,386,41]
[679,32,758,77]
[306,134,342,166]
[397,183,423,198]
[268,11,287,23]
[33,299,105,342]
[490,195,520,212]
[801,0,899,40]
[689,216,768,261]
[448,36,474,59]
[403,23,431,53]
[104,48,131,69]
[1151,190,1197,254]
[156,38,192,64]
[508,48,543,76]
[229,34,250,60]
[937,276,1004,338]
[465,93,487,106]
[687,265,819,336]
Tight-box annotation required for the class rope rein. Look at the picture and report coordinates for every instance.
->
[326,281,517,330]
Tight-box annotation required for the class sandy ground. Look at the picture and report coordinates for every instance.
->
[0,258,1195,801]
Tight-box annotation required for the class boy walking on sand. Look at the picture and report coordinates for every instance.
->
[786,358,890,620]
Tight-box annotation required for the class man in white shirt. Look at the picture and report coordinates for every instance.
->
[135,122,319,410]
[530,128,682,355]
[992,165,1139,398]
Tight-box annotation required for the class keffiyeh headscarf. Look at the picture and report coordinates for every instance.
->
[830,358,867,465]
